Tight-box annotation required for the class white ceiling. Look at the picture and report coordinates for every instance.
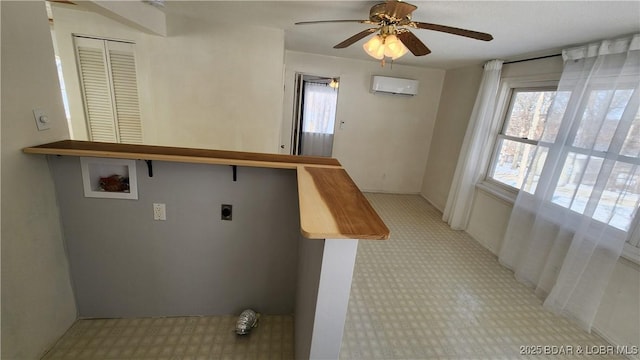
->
[164,1,640,69]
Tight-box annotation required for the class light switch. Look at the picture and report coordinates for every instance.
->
[33,108,51,131]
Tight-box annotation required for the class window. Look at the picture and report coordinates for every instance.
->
[487,86,559,191]
[548,86,639,233]
[74,35,142,144]
[301,81,338,135]
[486,78,640,256]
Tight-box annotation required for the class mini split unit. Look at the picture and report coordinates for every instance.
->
[370,75,419,96]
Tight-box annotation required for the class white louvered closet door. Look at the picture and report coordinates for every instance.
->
[74,36,142,144]
[107,40,142,144]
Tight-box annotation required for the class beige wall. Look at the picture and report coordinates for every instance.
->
[420,64,483,210]
[595,257,640,354]
[1,2,77,359]
[283,51,445,193]
[466,190,512,254]
[464,56,565,250]
[55,4,445,194]
[427,56,639,351]
[52,4,285,153]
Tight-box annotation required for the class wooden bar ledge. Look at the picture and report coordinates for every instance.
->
[24,140,390,241]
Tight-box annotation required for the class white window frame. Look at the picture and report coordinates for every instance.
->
[480,76,560,201]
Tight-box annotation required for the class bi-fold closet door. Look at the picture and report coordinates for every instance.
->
[73,35,143,144]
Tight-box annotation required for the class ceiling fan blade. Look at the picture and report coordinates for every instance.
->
[295,19,372,25]
[397,31,431,56]
[334,28,379,49]
[411,22,493,41]
[383,0,417,20]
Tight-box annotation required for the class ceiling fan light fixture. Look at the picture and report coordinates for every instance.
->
[297,0,495,63]
[363,33,409,63]
[363,35,385,60]
[384,34,409,60]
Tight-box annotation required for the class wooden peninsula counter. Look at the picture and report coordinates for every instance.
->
[25,140,389,359]
[24,140,389,240]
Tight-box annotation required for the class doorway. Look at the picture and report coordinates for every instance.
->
[290,73,340,157]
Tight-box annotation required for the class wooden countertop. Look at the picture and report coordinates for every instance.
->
[24,140,390,240]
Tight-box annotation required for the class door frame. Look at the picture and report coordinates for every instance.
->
[288,72,340,156]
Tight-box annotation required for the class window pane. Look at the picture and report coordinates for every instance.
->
[489,139,541,189]
[621,109,640,157]
[302,83,337,134]
[504,90,556,140]
[522,147,547,194]
[552,154,603,212]
[541,91,571,143]
[595,162,640,231]
[572,89,634,151]
[552,155,639,231]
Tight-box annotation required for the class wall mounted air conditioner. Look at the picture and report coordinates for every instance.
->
[370,76,419,96]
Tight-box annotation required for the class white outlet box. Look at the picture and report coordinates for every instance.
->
[153,203,166,220]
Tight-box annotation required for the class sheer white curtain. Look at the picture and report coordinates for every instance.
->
[500,34,640,331]
[444,60,503,229]
[301,82,337,157]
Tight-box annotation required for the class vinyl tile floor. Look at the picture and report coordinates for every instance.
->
[42,193,619,360]
[42,315,293,360]
[339,193,621,359]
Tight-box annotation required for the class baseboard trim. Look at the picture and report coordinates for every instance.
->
[418,193,444,213]
[591,325,640,360]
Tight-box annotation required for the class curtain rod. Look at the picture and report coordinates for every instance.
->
[503,53,562,65]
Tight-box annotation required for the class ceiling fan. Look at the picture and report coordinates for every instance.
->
[295,0,493,62]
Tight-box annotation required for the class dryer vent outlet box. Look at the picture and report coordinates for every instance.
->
[371,76,419,96]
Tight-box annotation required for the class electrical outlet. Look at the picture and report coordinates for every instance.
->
[153,203,166,220]
[221,204,232,221]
